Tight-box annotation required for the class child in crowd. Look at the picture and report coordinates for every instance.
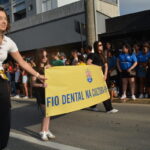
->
[32,49,55,141]
[108,80,118,101]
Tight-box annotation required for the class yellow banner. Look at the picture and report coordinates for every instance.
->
[45,65,110,117]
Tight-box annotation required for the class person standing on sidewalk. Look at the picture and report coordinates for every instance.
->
[136,43,150,98]
[117,43,137,101]
[13,63,21,98]
[87,41,118,113]
[0,7,46,150]
[22,69,29,99]
[32,49,55,141]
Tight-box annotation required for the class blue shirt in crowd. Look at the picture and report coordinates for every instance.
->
[136,51,150,63]
[118,53,137,70]
[108,56,117,70]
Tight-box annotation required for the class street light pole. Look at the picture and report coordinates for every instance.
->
[79,21,84,49]
[86,0,96,47]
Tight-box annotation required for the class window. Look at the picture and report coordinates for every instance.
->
[13,0,24,2]
[14,9,26,21]
[0,0,9,5]
[101,0,118,5]
[42,0,52,12]
[28,5,33,11]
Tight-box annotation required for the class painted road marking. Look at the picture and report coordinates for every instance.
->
[10,132,86,150]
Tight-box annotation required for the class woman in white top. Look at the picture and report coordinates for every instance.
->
[0,7,46,150]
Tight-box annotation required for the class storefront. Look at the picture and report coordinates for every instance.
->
[99,10,150,49]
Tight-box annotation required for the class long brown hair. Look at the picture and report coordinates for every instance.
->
[0,7,10,32]
[35,49,49,72]
[93,41,107,64]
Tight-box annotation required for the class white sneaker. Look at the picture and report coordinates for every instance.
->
[145,94,149,98]
[39,131,49,141]
[91,107,99,112]
[139,94,144,99]
[131,95,136,100]
[13,95,20,98]
[120,94,126,100]
[46,130,55,139]
[107,109,119,113]
[23,96,28,99]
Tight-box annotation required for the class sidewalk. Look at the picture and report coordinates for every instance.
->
[7,132,82,150]
[112,98,150,104]
[6,137,56,150]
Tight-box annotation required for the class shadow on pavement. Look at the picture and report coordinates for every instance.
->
[11,100,66,139]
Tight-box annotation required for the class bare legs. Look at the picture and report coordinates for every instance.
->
[129,78,135,96]
[40,105,50,132]
[121,77,136,100]
[139,77,145,97]
[39,105,55,140]
[122,78,128,96]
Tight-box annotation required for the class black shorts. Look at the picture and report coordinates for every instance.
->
[146,71,150,87]
[120,70,135,78]
[15,82,20,90]
[146,80,150,88]
[0,78,11,149]
[34,87,45,105]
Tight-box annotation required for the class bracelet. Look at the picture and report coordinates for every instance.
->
[40,84,43,87]
[36,72,40,78]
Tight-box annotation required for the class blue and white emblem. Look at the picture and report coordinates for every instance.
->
[86,69,93,83]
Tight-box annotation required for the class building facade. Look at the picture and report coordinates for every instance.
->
[99,10,150,49]
[0,0,81,22]
[0,0,119,53]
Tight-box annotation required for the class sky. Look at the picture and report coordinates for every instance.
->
[120,0,150,15]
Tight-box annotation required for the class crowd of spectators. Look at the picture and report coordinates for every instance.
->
[3,41,150,101]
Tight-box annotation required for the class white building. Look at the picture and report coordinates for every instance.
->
[57,0,80,7]
[0,0,82,22]
[0,0,120,52]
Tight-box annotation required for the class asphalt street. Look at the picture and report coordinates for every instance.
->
[6,99,150,150]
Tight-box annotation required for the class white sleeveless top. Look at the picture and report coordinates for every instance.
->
[0,35,18,70]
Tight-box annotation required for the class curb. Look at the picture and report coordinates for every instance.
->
[11,97,150,105]
[112,98,150,104]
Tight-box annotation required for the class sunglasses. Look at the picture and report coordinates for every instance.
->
[42,55,48,59]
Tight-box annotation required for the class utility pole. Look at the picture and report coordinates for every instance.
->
[9,0,14,23]
[79,21,84,49]
[86,0,96,47]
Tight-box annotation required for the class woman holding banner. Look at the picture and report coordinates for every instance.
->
[87,41,118,113]
[0,7,46,150]
[32,49,55,141]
